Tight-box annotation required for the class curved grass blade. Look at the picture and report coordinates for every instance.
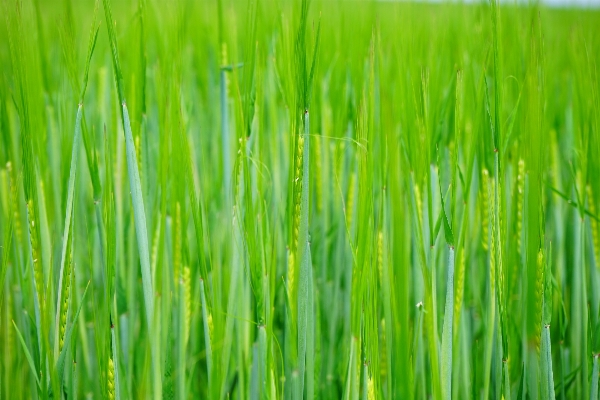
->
[54,105,82,360]
[200,279,212,384]
[122,103,155,351]
[102,0,158,391]
[548,185,600,222]
[12,320,41,389]
[52,281,90,391]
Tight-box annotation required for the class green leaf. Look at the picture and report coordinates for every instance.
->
[0,204,13,308]
[441,247,455,400]
[13,320,41,389]
[258,325,268,399]
[296,229,312,400]
[199,280,212,385]
[547,184,600,222]
[80,0,100,102]
[593,322,600,355]
[306,254,315,400]
[296,104,312,399]
[122,103,155,351]
[540,326,556,400]
[438,182,454,246]
[554,366,580,397]
[516,364,525,400]
[54,105,82,359]
[111,319,121,400]
[52,281,90,392]
[591,356,599,400]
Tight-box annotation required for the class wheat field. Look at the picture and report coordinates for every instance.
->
[1,0,600,398]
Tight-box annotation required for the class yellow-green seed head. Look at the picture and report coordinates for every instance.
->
[135,134,142,182]
[414,183,423,228]
[367,376,375,400]
[288,249,296,308]
[207,312,214,340]
[183,266,191,344]
[534,249,544,352]
[454,249,465,334]
[517,159,525,253]
[27,200,44,311]
[108,357,115,400]
[291,135,305,253]
[59,244,73,350]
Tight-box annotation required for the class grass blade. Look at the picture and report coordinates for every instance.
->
[12,320,41,389]
[200,279,212,385]
[111,320,121,400]
[441,246,455,400]
[591,355,599,400]
[54,104,82,360]
[296,110,311,400]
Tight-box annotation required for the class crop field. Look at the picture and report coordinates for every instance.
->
[1,0,600,398]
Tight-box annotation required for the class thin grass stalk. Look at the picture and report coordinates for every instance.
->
[70,344,78,399]
[220,207,243,398]
[258,325,267,399]
[0,179,14,308]
[483,178,496,400]
[54,9,99,364]
[251,340,260,399]
[306,256,315,400]
[221,65,231,207]
[296,110,311,400]
[441,246,455,400]
[361,363,368,400]
[541,325,555,400]
[379,229,394,398]
[111,321,121,400]
[12,321,41,390]
[571,214,588,398]
[177,271,186,400]
[200,279,212,390]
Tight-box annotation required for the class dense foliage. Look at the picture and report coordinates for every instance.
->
[1,0,600,398]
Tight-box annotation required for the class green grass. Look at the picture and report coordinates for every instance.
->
[1,0,600,399]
